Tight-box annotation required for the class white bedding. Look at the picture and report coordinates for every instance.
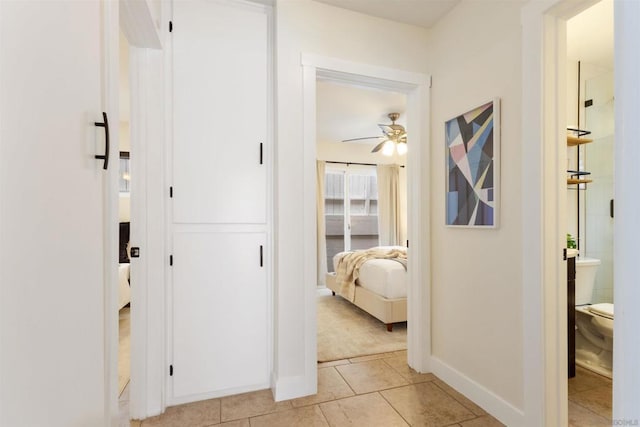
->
[119,263,131,310]
[333,246,407,299]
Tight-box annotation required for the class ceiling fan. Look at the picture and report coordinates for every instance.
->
[342,112,407,156]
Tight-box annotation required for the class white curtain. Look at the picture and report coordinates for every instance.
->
[316,161,328,286]
[377,164,403,246]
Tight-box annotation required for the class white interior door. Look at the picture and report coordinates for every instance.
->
[170,0,271,403]
[0,1,111,425]
[172,231,269,399]
[172,0,267,224]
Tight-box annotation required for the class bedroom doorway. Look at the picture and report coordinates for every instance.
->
[301,54,432,380]
[117,29,133,407]
[316,80,409,362]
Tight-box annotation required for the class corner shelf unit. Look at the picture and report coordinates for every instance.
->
[566,128,593,186]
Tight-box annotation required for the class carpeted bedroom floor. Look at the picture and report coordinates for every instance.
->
[317,288,407,362]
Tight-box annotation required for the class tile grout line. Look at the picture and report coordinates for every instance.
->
[432,380,483,418]
[377,390,412,426]
[316,402,334,427]
[568,394,612,421]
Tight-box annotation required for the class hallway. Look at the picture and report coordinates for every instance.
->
[123,351,503,426]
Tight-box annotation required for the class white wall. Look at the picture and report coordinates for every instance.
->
[424,0,524,413]
[613,1,640,420]
[278,0,527,418]
[275,0,429,392]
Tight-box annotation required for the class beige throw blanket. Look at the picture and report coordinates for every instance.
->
[335,248,407,302]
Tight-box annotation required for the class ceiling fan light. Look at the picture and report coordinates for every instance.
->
[382,140,395,156]
[396,142,408,155]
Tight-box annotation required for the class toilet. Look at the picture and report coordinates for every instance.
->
[574,257,613,378]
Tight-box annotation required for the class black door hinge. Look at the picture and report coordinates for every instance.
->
[130,247,140,258]
[406,240,409,248]
[563,248,567,261]
[610,199,614,218]
[259,142,263,165]
[169,255,173,266]
[169,21,173,33]
[585,99,593,108]
[169,186,173,198]
[169,365,173,376]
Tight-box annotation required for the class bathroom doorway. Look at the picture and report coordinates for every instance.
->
[566,0,614,423]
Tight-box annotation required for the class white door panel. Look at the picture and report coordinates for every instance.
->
[173,0,267,224]
[0,1,108,425]
[172,232,269,399]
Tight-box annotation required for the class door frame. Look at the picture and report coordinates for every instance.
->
[301,54,432,376]
[108,0,165,423]
[520,0,634,425]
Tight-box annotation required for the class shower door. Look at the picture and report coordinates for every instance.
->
[584,70,615,304]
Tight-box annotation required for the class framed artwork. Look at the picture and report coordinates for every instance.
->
[445,98,500,227]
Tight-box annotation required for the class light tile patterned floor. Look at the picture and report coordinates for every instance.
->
[123,351,505,427]
[121,357,614,426]
[568,366,612,426]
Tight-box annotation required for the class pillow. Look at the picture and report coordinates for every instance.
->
[119,222,130,263]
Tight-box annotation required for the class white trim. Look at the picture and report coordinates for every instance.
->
[405,82,431,374]
[103,0,121,425]
[613,1,640,421]
[521,1,605,425]
[115,0,169,422]
[171,380,271,406]
[274,374,314,402]
[430,357,524,426]
[120,0,162,49]
[298,55,431,404]
[301,53,429,87]
[127,46,168,419]
[265,2,276,405]
[128,45,148,419]
[163,0,175,415]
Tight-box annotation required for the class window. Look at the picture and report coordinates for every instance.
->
[120,152,130,193]
[324,168,378,272]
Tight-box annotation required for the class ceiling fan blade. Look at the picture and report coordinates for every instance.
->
[378,124,393,134]
[341,136,383,142]
[371,140,387,153]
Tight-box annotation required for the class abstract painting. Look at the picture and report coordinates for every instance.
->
[445,99,500,227]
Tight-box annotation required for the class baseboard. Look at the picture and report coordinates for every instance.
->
[430,356,525,426]
[272,373,317,402]
[167,380,271,407]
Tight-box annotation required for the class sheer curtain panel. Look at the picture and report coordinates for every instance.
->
[376,164,402,246]
[317,160,327,286]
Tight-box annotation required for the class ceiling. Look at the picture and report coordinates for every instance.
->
[315,0,614,152]
[567,0,614,68]
[313,0,460,29]
[314,0,451,150]
[316,80,406,146]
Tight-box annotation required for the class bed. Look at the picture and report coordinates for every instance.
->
[119,222,131,310]
[119,263,131,310]
[326,246,407,331]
